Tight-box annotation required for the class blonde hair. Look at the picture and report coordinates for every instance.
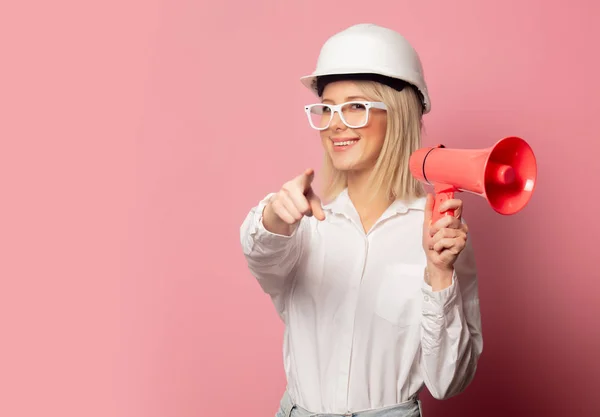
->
[320,80,426,204]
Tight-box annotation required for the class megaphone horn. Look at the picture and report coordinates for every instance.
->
[409,136,537,224]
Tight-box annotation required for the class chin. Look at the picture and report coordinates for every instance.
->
[326,145,376,172]
[331,156,367,172]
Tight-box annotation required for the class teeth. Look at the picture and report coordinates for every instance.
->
[334,140,358,146]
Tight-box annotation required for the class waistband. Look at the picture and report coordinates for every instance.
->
[277,391,422,417]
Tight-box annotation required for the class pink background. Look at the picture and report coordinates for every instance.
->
[1,1,598,416]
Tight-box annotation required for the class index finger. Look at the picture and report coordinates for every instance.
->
[298,168,315,192]
[438,198,463,219]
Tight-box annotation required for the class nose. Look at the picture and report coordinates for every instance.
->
[329,109,346,131]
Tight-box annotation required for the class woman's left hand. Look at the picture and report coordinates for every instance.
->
[422,194,469,273]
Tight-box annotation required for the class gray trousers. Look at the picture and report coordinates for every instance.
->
[275,391,422,417]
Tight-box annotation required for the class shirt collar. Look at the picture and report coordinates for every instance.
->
[323,188,427,220]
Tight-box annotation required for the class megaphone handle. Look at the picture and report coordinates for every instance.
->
[432,184,456,224]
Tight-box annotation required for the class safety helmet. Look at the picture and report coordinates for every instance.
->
[300,23,431,113]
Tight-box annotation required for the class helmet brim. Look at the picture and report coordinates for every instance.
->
[300,70,431,114]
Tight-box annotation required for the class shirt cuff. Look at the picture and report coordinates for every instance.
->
[421,269,459,316]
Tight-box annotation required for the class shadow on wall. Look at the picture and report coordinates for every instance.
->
[420,199,535,416]
[419,117,596,416]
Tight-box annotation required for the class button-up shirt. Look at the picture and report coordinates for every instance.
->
[240,188,483,414]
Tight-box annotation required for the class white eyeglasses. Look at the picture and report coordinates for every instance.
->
[304,101,387,130]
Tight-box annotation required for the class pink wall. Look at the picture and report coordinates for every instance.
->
[1,1,598,416]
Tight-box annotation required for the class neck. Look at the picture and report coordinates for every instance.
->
[346,168,393,217]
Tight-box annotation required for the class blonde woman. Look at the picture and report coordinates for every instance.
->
[240,23,482,417]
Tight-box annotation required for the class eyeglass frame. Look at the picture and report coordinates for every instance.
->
[304,101,388,130]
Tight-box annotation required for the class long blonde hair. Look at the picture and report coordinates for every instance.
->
[320,80,426,204]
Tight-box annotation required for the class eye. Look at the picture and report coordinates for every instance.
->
[350,103,366,110]
[309,104,331,115]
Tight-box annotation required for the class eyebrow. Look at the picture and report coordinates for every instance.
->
[321,95,370,103]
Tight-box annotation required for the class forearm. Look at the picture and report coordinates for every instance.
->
[420,273,482,399]
[240,194,305,295]
[425,264,454,292]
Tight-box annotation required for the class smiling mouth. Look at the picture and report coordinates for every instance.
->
[332,139,359,147]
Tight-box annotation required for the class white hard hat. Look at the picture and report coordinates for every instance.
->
[300,23,431,113]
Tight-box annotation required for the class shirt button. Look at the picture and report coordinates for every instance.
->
[424,296,430,302]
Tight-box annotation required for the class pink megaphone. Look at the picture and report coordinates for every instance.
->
[409,136,538,224]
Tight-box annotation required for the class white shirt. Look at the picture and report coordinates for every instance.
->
[240,189,483,414]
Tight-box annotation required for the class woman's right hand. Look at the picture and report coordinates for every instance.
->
[262,168,326,236]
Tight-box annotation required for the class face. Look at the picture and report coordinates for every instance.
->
[319,80,387,173]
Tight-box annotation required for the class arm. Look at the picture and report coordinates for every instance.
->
[240,193,306,316]
[419,236,483,399]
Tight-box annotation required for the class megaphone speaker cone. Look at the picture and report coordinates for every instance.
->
[409,136,537,222]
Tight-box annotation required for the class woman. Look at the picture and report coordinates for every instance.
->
[240,23,482,417]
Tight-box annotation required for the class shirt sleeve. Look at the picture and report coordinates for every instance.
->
[240,193,306,317]
[419,234,483,400]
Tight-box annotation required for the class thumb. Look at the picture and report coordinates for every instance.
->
[306,188,326,221]
[424,193,433,230]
